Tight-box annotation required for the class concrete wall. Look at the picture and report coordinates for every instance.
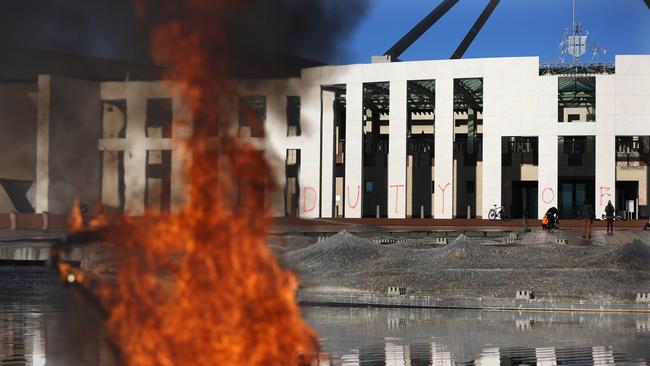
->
[47,76,102,214]
[0,84,38,212]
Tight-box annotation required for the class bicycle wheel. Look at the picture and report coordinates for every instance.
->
[488,210,498,220]
[499,209,508,220]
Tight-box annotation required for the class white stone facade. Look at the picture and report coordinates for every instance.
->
[243,55,650,219]
[2,55,650,220]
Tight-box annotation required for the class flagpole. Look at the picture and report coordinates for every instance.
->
[572,0,576,65]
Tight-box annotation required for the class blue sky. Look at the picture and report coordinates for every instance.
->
[335,0,650,64]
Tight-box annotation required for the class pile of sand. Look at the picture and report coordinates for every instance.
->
[435,235,489,258]
[286,231,386,271]
[586,239,650,269]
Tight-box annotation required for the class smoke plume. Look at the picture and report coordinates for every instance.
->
[0,0,370,66]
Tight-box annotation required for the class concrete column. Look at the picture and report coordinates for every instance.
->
[595,75,616,219]
[35,75,50,213]
[264,94,286,217]
[100,102,125,208]
[481,135,501,218]
[320,90,336,218]
[481,78,500,219]
[345,82,363,218]
[595,135,615,218]
[434,78,454,219]
[170,94,193,213]
[388,80,407,218]
[298,87,321,218]
[124,83,147,215]
[538,134,558,219]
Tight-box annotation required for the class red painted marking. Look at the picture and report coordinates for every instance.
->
[389,184,405,213]
[542,187,555,204]
[599,186,612,207]
[347,185,360,209]
[302,187,317,213]
[438,182,451,213]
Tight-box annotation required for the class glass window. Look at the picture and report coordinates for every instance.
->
[286,149,300,166]
[146,98,173,138]
[558,77,596,122]
[239,96,266,137]
[287,96,301,136]
[364,180,374,193]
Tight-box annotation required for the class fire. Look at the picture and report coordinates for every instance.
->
[67,198,83,233]
[70,1,321,364]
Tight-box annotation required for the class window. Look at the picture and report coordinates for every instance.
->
[102,100,127,138]
[146,98,173,138]
[145,150,172,213]
[364,180,374,193]
[558,77,596,122]
[239,96,266,138]
[287,96,301,136]
[286,149,300,166]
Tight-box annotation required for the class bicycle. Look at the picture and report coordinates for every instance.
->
[488,204,508,220]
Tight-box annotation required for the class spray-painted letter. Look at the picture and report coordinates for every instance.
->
[302,187,317,213]
[347,185,360,209]
[600,186,612,207]
[438,182,451,213]
[542,187,555,204]
[389,184,404,214]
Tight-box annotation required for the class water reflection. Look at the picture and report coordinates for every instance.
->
[0,266,117,366]
[2,266,648,366]
[304,307,650,366]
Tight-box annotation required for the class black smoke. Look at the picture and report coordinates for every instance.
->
[0,0,370,70]
[228,0,371,63]
[0,0,151,63]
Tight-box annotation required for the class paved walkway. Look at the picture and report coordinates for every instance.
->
[519,228,650,246]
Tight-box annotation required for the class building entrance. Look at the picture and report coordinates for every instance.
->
[511,181,537,219]
[362,82,390,218]
[615,181,638,219]
[558,136,595,219]
[559,180,595,219]
[406,80,435,218]
[501,137,538,219]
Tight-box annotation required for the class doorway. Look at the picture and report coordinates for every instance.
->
[559,180,595,218]
[615,181,638,218]
[511,181,537,219]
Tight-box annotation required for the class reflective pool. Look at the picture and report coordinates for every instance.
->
[2,266,648,365]
[303,306,650,365]
[0,266,116,366]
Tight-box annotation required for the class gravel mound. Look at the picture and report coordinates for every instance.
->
[587,239,650,269]
[287,231,386,269]
[435,235,489,257]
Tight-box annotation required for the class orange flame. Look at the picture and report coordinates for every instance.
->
[67,198,84,233]
[79,1,321,365]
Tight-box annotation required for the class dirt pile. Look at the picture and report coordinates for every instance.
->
[286,231,386,271]
[435,235,489,258]
[586,240,650,269]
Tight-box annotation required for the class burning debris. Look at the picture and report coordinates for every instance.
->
[50,0,368,365]
[95,0,320,363]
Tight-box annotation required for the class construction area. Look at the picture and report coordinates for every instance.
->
[263,218,650,312]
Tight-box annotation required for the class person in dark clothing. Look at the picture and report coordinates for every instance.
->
[542,207,559,230]
[605,200,615,234]
[582,200,595,239]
